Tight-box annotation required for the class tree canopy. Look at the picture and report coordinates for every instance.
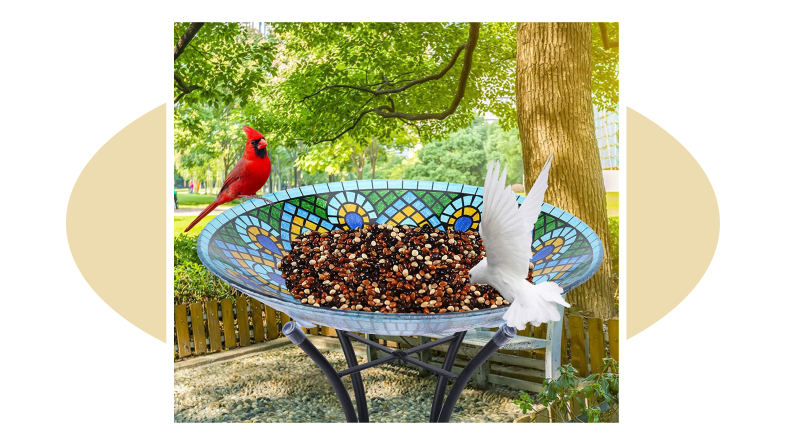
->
[267,22,617,145]
[173,21,619,318]
[269,22,516,144]
[174,22,276,108]
[173,21,618,191]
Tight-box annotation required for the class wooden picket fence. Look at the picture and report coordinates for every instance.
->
[175,297,284,358]
[176,300,618,389]
[367,315,618,393]
[173,296,619,380]
[175,296,345,358]
[558,314,618,375]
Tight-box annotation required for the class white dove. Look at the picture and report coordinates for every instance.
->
[469,155,569,330]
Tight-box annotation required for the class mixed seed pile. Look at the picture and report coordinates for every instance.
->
[277,224,534,314]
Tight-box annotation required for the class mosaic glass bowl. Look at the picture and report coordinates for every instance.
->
[197,180,603,335]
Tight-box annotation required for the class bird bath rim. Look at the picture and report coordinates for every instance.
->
[196,179,603,335]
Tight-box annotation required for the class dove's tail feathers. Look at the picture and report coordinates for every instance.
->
[502,281,568,330]
[535,281,569,308]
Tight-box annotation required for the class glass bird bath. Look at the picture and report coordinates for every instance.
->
[196,179,604,422]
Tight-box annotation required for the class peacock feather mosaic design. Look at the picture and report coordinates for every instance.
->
[197,180,603,335]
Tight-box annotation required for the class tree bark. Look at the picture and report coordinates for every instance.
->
[276,155,281,191]
[222,142,230,180]
[355,154,364,180]
[347,141,366,180]
[516,23,615,319]
[356,153,365,180]
[369,138,380,179]
[174,22,205,61]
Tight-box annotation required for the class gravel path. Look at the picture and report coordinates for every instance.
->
[174,345,525,423]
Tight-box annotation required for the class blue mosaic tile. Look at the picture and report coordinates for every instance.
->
[196,180,603,335]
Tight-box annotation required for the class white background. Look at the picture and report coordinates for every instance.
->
[1,1,789,443]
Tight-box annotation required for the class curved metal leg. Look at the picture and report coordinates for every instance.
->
[429,331,466,422]
[336,330,369,422]
[282,322,358,422]
[436,325,516,422]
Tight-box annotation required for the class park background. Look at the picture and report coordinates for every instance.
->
[174,22,619,323]
[173,23,620,422]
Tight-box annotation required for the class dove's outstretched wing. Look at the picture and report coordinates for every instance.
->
[518,154,553,229]
[479,161,534,280]
[479,156,554,280]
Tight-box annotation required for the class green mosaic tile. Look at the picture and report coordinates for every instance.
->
[219,226,244,245]
[382,192,398,206]
[199,180,602,317]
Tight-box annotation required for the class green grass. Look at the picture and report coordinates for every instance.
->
[606,192,619,217]
[175,215,218,235]
[176,192,242,209]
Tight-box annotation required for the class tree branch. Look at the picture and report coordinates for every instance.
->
[308,22,481,142]
[175,22,205,60]
[302,23,476,101]
[373,40,469,96]
[174,73,201,104]
[372,22,480,120]
[313,108,378,144]
[598,23,618,50]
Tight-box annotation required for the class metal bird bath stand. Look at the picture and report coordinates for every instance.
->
[196,180,604,423]
[282,321,516,423]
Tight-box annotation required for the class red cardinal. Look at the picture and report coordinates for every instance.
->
[183,126,271,232]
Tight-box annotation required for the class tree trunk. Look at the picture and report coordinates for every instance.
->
[347,142,366,180]
[369,138,380,179]
[276,155,281,191]
[516,22,615,319]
